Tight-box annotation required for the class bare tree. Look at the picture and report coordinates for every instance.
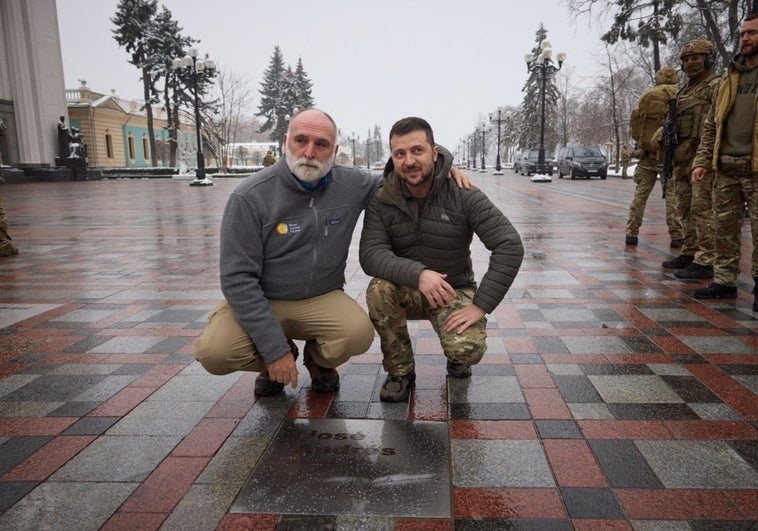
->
[208,67,253,170]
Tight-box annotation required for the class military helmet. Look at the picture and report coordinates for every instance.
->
[655,66,679,85]
[679,39,714,58]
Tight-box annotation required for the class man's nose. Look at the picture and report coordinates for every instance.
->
[303,142,316,158]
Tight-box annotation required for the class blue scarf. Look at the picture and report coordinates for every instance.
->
[296,171,332,191]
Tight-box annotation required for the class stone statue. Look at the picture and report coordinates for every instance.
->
[57,116,70,159]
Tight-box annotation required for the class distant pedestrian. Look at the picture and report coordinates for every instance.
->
[620,143,631,178]
[692,14,758,310]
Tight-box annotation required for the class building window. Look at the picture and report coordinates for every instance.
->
[127,135,136,160]
[105,132,113,158]
[142,136,149,162]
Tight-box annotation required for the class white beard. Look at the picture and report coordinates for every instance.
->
[284,145,335,183]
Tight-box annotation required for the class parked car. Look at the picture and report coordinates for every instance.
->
[519,148,553,176]
[556,146,608,179]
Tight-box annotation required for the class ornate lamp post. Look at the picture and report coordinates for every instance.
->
[366,129,371,169]
[525,40,565,173]
[351,132,357,166]
[173,48,216,187]
[489,108,507,175]
[478,124,486,172]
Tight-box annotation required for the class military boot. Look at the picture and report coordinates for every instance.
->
[753,277,758,312]
[662,254,694,269]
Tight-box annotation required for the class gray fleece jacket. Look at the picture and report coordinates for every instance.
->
[219,157,380,363]
[359,149,523,314]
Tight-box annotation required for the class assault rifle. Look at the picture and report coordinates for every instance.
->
[660,98,678,199]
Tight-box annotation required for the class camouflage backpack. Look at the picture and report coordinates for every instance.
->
[629,83,678,153]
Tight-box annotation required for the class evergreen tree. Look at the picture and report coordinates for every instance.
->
[293,57,314,109]
[112,0,159,166]
[256,46,288,148]
[151,6,194,167]
[256,47,317,153]
[371,125,384,165]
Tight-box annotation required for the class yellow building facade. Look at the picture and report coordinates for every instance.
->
[66,82,199,169]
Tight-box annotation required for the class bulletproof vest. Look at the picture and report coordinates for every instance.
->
[675,73,720,140]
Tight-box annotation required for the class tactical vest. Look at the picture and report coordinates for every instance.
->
[673,73,720,163]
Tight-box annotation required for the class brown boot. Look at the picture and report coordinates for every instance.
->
[303,342,340,392]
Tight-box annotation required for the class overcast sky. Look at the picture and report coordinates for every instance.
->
[56,0,608,151]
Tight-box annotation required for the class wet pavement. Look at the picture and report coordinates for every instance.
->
[0,172,756,530]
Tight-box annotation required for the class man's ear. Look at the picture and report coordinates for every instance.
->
[433,145,439,162]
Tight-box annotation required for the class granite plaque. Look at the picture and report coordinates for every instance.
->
[231,418,450,518]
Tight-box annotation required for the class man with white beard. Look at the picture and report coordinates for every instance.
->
[195,108,466,396]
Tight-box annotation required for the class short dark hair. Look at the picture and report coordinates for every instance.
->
[745,12,758,22]
[389,117,435,147]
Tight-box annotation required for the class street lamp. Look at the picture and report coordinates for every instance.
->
[352,132,357,166]
[489,109,507,175]
[525,40,566,173]
[366,129,371,169]
[478,125,486,172]
[173,48,216,186]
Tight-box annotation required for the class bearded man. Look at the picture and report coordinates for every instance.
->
[692,13,758,310]
[359,117,524,402]
[195,108,468,396]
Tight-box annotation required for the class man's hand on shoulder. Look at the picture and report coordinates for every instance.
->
[448,166,472,189]
[266,351,298,389]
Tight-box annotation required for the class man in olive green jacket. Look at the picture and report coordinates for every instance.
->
[359,116,524,402]
[692,13,758,311]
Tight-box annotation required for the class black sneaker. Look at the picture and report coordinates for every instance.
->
[662,254,694,269]
[447,360,472,378]
[254,340,299,396]
[693,283,738,299]
[379,372,416,402]
[675,263,714,279]
[670,239,683,248]
[625,235,638,245]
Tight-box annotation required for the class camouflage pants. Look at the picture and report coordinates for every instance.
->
[625,160,682,239]
[0,196,14,251]
[366,278,486,376]
[690,166,716,266]
[712,170,758,286]
[673,163,696,256]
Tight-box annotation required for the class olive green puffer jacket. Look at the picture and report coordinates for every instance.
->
[359,148,523,314]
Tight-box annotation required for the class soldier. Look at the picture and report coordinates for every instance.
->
[620,143,631,178]
[692,14,758,310]
[625,67,683,247]
[0,116,18,258]
[661,40,722,279]
[359,117,523,402]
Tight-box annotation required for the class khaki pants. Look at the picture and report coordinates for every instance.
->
[195,290,375,374]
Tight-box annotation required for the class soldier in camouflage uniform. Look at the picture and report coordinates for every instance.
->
[625,67,683,247]
[693,13,758,311]
[359,117,523,402]
[0,116,18,258]
[661,40,722,279]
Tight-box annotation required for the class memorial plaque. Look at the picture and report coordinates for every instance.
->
[231,418,450,518]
